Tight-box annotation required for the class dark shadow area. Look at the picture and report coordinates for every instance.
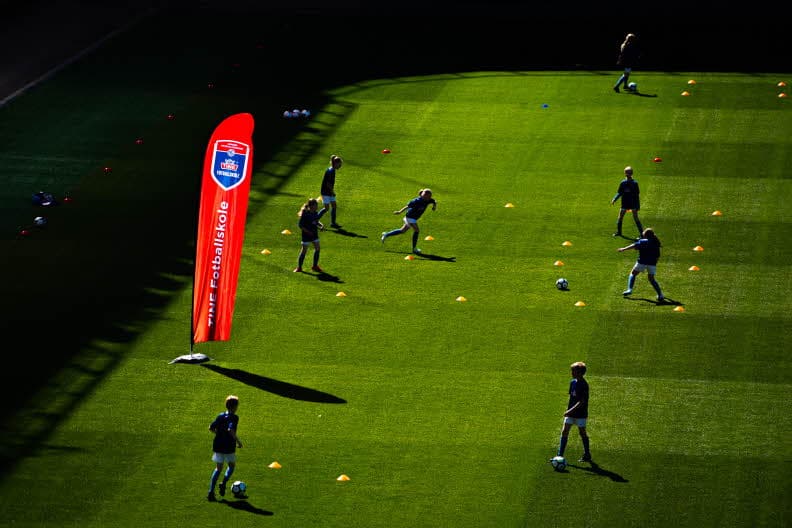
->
[220,498,273,516]
[414,252,457,262]
[624,296,684,306]
[315,271,344,283]
[568,461,629,482]
[201,364,347,403]
[329,226,368,238]
[627,91,658,98]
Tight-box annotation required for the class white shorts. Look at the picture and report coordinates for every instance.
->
[564,417,587,427]
[632,263,657,275]
[403,217,418,225]
[212,452,237,464]
[321,195,336,204]
[301,239,319,246]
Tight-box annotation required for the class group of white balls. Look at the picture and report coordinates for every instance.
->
[283,109,311,119]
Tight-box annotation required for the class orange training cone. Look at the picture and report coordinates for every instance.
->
[404,255,414,260]
[504,203,514,208]
[456,296,467,302]
[688,265,700,271]
[711,210,722,216]
[778,81,788,87]
[574,301,586,307]
[260,249,272,255]
[268,461,282,469]
[673,306,686,312]
[336,292,347,297]
[681,91,691,96]
[337,474,351,481]
[281,229,292,235]
[554,260,564,266]
[424,235,434,241]
[693,245,704,252]
[687,79,697,85]
[562,241,572,247]
[779,93,788,99]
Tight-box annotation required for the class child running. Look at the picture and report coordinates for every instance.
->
[381,188,437,254]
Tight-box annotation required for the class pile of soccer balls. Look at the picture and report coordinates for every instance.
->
[231,480,247,498]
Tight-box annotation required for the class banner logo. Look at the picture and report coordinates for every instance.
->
[211,140,249,191]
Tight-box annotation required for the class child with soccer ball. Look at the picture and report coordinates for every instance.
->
[207,395,244,501]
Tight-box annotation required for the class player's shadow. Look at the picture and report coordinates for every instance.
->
[613,233,640,241]
[328,226,367,238]
[201,365,347,403]
[414,252,456,262]
[314,270,343,283]
[221,498,274,515]
[625,296,683,307]
[568,461,628,482]
[629,91,658,98]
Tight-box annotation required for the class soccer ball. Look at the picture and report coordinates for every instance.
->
[231,480,247,497]
[551,456,567,471]
[627,82,637,91]
[33,216,47,227]
[555,278,569,290]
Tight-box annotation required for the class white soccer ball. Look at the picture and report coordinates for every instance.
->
[231,480,247,497]
[628,82,637,91]
[551,456,567,471]
[555,278,569,290]
[34,216,47,227]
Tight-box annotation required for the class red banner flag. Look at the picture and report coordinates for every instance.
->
[192,113,255,343]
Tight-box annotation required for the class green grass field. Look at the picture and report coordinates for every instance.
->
[0,13,790,528]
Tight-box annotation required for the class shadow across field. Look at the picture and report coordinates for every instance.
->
[568,461,629,482]
[220,498,274,516]
[201,364,347,404]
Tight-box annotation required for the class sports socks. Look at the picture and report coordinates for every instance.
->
[627,274,636,291]
[412,231,419,249]
[313,250,320,266]
[223,466,234,485]
[331,208,337,225]
[557,436,568,457]
[649,277,663,297]
[209,468,220,492]
[298,251,306,268]
[581,435,590,456]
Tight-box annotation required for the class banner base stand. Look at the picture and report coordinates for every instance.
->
[169,353,212,364]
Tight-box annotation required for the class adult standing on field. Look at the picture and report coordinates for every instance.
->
[555,362,592,463]
[321,154,343,228]
[613,33,640,93]
[610,166,644,238]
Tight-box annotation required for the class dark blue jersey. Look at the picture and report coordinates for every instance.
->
[210,411,239,454]
[617,41,640,68]
[298,208,327,241]
[405,197,436,220]
[321,167,336,196]
[614,179,640,210]
[634,237,661,265]
[567,378,589,419]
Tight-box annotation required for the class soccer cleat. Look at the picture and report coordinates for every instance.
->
[579,453,592,462]
[381,232,387,244]
[293,267,302,273]
[657,295,665,302]
[218,482,226,497]
[311,265,324,272]
[207,492,217,502]
[612,232,622,237]
[622,289,633,296]
[412,247,422,254]
[613,86,620,93]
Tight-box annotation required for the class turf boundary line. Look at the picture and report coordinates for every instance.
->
[0,7,160,108]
